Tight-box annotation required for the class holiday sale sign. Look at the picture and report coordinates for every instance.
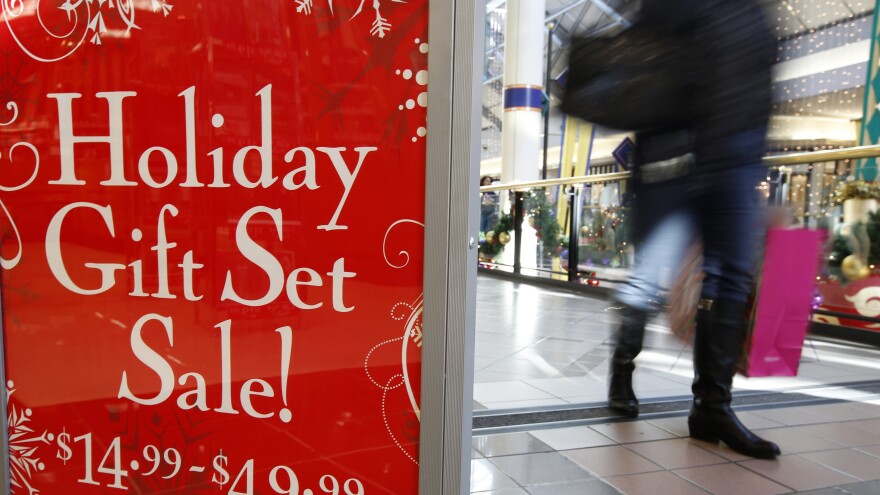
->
[0,1,428,494]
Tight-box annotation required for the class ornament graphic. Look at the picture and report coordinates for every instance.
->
[7,381,53,495]
[2,0,173,62]
[295,0,407,38]
[362,219,424,463]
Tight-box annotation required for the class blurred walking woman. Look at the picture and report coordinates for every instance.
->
[608,0,781,459]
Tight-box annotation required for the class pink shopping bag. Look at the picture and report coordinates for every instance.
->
[740,228,825,377]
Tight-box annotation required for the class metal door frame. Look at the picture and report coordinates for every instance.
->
[420,0,484,493]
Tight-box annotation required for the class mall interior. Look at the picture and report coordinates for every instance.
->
[470,0,880,494]
[4,0,880,494]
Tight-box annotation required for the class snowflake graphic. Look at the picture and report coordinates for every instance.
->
[296,0,332,15]
[410,318,423,348]
[7,381,53,495]
[61,0,175,46]
[295,0,406,38]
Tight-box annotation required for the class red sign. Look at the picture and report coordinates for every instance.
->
[0,1,428,494]
[817,276,880,331]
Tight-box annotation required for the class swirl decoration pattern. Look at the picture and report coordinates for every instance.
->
[2,0,173,61]
[0,101,17,126]
[0,102,39,270]
[382,219,424,269]
[381,374,417,464]
[365,219,425,462]
[363,296,423,464]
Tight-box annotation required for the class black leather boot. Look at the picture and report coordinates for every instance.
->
[608,304,648,418]
[689,299,780,459]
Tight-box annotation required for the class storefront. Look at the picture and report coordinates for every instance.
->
[0,1,482,493]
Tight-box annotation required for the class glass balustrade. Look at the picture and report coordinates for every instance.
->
[478,146,880,333]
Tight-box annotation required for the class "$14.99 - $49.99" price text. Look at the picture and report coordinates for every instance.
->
[54,430,365,494]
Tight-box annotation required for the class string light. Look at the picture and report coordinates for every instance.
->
[479,2,870,229]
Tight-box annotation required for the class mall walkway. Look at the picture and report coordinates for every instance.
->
[470,275,880,494]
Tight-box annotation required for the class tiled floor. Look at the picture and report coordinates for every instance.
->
[472,402,880,494]
[473,276,880,410]
[471,274,880,494]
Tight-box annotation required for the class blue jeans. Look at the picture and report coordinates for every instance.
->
[695,161,767,303]
[615,129,766,310]
[481,206,497,233]
[616,209,697,312]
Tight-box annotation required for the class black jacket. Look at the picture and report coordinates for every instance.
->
[639,0,776,170]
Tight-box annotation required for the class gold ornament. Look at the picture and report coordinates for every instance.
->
[486,231,495,244]
[841,254,871,281]
[498,232,511,245]
[581,226,590,235]
[528,217,536,228]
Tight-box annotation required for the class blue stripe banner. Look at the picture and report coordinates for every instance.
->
[504,86,543,111]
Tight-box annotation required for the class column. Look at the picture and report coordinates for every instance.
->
[501,0,546,184]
